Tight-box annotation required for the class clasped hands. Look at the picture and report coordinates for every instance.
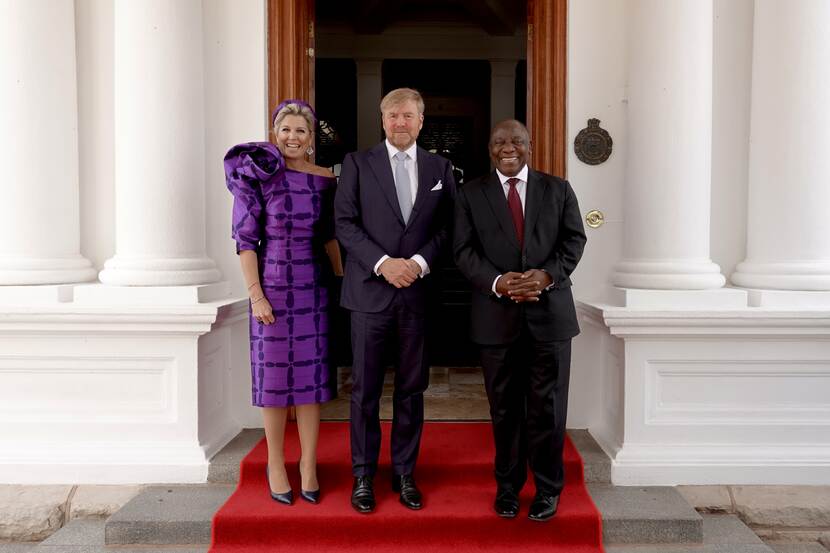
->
[496,269,553,303]
[379,258,422,288]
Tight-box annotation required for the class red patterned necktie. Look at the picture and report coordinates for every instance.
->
[506,177,524,249]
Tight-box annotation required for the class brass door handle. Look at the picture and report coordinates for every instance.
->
[585,209,604,228]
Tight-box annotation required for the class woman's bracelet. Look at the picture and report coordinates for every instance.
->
[247,281,259,291]
[250,296,265,305]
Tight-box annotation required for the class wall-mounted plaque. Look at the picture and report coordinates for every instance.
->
[574,118,612,165]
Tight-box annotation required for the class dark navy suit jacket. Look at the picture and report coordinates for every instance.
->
[335,142,456,314]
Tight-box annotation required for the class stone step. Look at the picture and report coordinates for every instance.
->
[104,485,232,545]
[207,428,263,484]
[104,483,699,546]
[588,484,703,545]
[0,545,36,553]
[36,509,782,553]
[207,428,612,484]
[605,514,775,552]
[33,519,207,552]
[569,429,612,483]
[766,543,830,553]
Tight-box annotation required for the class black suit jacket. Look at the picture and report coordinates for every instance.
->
[453,169,586,345]
[335,142,456,314]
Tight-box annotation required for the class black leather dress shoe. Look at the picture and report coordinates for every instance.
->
[392,474,423,510]
[494,487,519,518]
[528,492,559,521]
[265,466,293,505]
[351,476,375,513]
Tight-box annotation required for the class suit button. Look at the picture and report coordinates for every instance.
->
[522,255,527,264]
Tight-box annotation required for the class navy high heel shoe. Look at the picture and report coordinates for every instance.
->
[265,465,293,505]
[300,488,320,504]
[299,466,320,504]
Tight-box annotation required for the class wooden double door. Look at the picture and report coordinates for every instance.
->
[268,0,567,366]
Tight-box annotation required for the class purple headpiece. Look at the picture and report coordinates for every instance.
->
[271,99,317,127]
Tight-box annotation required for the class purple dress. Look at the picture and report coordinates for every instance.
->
[224,142,336,407]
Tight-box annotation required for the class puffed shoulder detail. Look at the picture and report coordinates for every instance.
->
[223,141,284,187]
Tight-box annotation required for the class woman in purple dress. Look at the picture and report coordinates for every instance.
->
[224,100,341,505]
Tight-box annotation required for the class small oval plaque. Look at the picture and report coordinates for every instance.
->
[574,118,612,165]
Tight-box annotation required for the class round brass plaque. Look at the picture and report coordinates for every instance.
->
[585,209,605,229]
[574,118,613,165]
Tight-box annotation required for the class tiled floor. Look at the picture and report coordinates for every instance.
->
[320,366,491,421]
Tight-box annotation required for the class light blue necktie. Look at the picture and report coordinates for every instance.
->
[394,151,413,223]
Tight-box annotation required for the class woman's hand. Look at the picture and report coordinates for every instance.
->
[239,250,275,325]
[252,296,276,325]
[325,239,344,277]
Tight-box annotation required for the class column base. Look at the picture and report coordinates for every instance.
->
[607,442,830,486]
[99,256,221,286]
[611,287,747,308]
[580,300,830,485]
[612,260,726,289]
[0,256,96,285]
[0,285,75,305]
[74,281,230,305]
[745,288,830,308]
[0,297,248,484]
[731,261,830,291]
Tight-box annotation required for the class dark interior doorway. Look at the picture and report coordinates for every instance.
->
[313,0,527,368]
[381,59,491,366]
[383,59,491,183]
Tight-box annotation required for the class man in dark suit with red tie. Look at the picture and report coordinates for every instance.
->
[335,88,456,513]
[453,119,586,521]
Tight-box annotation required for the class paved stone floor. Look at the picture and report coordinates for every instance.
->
[321,366,491,420]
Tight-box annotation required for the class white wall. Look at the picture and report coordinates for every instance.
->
[203,0,269,295]
[567,0,628,304]
[711,0,753,281]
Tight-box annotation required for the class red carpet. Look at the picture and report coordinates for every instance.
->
[210,422,605,552]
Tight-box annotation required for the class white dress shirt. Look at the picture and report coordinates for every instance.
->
[491,165,538,296]
[496,165,528,211]
[373,140,429,277]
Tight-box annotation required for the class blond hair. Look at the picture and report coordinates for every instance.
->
[380,88,425,115]
[273,102,316,132]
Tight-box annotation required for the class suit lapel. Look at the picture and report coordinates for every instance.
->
[367,142,405,225]
[523,169,547,247]
[406,147,434,228]
[482,171,521,251]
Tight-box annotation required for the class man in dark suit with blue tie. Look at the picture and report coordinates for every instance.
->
[335,88,456,513]
[454,120,586,521]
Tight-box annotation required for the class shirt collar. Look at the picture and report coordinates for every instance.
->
[386,139,418,162]
[496,165,529,186]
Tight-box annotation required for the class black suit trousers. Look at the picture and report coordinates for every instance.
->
[479,324,571,496]
[349,294,429,477]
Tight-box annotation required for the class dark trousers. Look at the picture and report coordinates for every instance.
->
[349,295,429,477]
[479,326,571,496]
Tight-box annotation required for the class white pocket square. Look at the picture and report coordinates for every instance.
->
[431,180,443,191]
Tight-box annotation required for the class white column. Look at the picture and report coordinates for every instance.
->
[99,0,220,286]
[356,59,383,151]
[490,60,516,126]
[611,0,725,290]
[0,0,96,285]
[731,0,830,291]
